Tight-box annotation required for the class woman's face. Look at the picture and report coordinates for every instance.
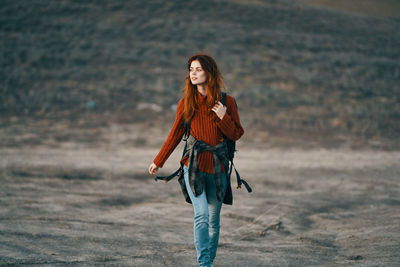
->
[189,60,207,86]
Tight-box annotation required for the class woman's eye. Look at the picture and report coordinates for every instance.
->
[189,69,201,72]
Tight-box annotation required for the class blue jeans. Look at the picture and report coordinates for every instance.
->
[183,165,228,267]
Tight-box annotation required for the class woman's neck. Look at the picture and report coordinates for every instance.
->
[197,84,207,96]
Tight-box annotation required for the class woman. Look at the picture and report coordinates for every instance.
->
[148,54,244,267]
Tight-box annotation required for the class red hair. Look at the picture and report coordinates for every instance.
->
[182,53,226,123]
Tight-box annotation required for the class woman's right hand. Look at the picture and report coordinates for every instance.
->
[148,163,160,175]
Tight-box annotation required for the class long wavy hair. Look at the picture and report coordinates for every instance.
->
[182,54,226,123]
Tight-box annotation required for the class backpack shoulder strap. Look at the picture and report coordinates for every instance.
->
[221,91,227,105]
[221,91,238,110]
[183,119,191,139]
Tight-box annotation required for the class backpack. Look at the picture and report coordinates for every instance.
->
[154,92,252,202]
[183,92,252,192]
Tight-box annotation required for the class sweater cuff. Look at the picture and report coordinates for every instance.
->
[153,157,165,168]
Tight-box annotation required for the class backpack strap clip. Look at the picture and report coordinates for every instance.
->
[229,162,252,193]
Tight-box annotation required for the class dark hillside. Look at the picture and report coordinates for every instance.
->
[1,0,399,148]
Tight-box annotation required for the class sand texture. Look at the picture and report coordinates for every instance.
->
[1,144,399,266]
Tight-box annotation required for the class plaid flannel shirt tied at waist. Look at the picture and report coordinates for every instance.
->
[183,134,230,202]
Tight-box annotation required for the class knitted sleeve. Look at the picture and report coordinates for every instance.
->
[216,94,244,141]
[153,98,185,168]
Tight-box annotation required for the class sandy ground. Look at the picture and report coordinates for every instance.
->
[1,142,399,266]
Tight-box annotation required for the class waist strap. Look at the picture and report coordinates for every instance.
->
[155,135,252,197]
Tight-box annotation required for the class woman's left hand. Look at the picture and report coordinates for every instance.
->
[211,101,227,120]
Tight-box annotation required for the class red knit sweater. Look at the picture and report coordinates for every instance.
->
[153,90,244,174]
